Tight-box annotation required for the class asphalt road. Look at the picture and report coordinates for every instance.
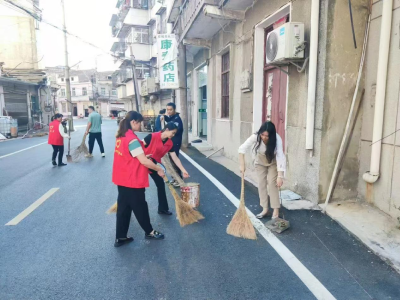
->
[0,119,399,300]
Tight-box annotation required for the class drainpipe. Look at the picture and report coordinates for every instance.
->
[305,0,320,150]
[363,0,393,184]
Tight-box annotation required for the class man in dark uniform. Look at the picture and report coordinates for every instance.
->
[163,102,183,186]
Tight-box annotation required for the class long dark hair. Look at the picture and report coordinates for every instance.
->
[253,121,277,163]
[116,111,143,138]
[161,122,178,133]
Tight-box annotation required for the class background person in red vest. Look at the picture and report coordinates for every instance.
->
[48,113,70,167]
[112,111,166,247]
[143,122,190,216]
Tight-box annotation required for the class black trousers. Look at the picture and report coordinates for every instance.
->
[150,170,169,211]
[170,144,182,179]
[51,145,64,165]
[116,186,153,238]
[88,132,104,154]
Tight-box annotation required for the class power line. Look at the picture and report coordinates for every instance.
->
[1,0,177,71]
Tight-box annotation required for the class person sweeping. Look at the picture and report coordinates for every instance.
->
[112,111,165,247]
[48,113,70,167]
[238,121,286,219]
[143,122,190,216]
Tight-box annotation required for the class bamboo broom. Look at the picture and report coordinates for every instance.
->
[227,175,257,240]
[163,176,204,227]
[106,201,118,214]
[72,133,89,161]
[106,178,204,226]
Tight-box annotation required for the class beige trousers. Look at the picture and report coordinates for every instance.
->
[255,154,280,209]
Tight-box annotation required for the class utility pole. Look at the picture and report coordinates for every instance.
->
[61,0,74,131]
[178,42,188,147]
[129,44,141,112]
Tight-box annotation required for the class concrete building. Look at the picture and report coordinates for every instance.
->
[0,0,51,132]
[358,0,400,221]
[46,68,118,118]
[166,0,400,222]
[109,0,175,119]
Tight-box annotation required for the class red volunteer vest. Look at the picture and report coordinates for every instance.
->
[48,120,64,146]
[112,129,149,189]
[144,132,173,163]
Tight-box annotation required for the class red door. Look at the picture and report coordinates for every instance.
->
[262,67,287,150]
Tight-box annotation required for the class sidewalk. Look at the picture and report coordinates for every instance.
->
[187,136,400,274]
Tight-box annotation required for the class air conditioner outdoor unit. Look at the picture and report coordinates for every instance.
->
[265,22,305,65]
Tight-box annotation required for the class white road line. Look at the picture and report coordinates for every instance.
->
[0,142,47,159]
[181,152,336,300]
[5,188,59,226]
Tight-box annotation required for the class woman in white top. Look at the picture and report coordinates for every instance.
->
[238,121,286,219]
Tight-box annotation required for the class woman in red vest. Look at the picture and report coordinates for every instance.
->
[48,113,70,167]
[112,111,166,247]
[143,122,190,215]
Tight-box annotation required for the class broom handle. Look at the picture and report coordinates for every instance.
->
[240,175,245,204]
[82,133,87,143]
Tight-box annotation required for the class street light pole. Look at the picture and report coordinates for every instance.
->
[61,0,74,131]
[129,44,141,112]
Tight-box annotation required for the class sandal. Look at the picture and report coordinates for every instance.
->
[256,211,269,219]
[145,230,165,240]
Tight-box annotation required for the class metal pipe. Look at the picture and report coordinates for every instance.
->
[206,147,224,159]
[363,0,393,184]
[305,0,320,150]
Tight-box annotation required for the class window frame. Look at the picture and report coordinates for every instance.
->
[127,26,150,44]
[221,51,230,119]
[82,87,87,96]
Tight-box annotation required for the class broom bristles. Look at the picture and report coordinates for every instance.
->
[227,201,257,240]
[226,176,257,240]
[167,183,204,227]
[72,134,89,161]
[107,202,118,214]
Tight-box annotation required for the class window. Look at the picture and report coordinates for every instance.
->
[221,52,230,118]
[133,0,148,9]
[101,88,106,95]
[72,88,76,96]
[71,77,74,81]
[82,87,87,96]
[61,102,67,113]
[127,26,149,44]
[61,88,66,97]
[61,78,65,82]
[136,62,150,79]
[112,89,117,96]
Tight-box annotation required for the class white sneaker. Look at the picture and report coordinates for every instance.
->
[101,153,105,157]
[85,154,93,158]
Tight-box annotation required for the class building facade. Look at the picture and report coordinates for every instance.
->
[109,0,175,118]
[0,0,51,132]
[166,0,400,221]
[46,68,118,118]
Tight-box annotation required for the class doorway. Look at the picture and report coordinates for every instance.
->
[262,19,288,149]
[73,104,78,117]
[263,67,287,149]
[197,65,208,138]
[199,85,207,137]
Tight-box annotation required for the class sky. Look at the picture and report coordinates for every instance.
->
[38,0,117,72]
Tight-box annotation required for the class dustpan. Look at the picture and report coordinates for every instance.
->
[265,189,290,233]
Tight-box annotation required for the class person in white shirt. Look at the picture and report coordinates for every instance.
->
[238,121,286,219]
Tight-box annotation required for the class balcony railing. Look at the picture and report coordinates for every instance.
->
[178,0,216,39]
